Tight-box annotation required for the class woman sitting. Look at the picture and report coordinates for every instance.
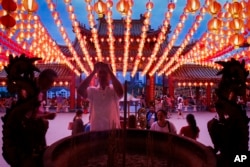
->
[150,109,177,134]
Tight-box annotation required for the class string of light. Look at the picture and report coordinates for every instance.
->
[45,0,87,75]
[63,0,94,71]
[85,0,103,62]
[141,1,175,76]
[106,0,116,73]
[159,6,206,76]
[131,0,153,77]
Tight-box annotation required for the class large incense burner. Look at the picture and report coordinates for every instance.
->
[44,129,216,167]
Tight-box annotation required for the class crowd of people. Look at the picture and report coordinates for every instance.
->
[145,101,200,140]
[67,61,201,142]
[65,62,203,141]
[2,55,248,166]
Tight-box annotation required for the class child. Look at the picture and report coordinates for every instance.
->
[177,98,184,119]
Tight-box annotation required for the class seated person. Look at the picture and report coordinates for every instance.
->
[71,110,84,135]
[146,106,157,129]
[179,114,200,140]
[150,109,177,134]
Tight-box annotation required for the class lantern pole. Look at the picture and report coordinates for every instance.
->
[122,80,127,167]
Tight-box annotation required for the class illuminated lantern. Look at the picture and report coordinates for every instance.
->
[247,36,250,44]
[146,1,154,11]
[23,0,38,13]
[94,0,107,18]
[186,0,200,13]
[229,18,244,31]
[229,33,245,47]
[180,14,187,22]
[64,0,71,4]
[207,17,222,32]
[207,0,221,16]
[246,18,250,31]
[245,2,250,17]
[1,0,17,12]
[128,0,134,7]
[85,0,91,3]
[196,15,203,21]
[228,1,242,18]
[168,2,175,12]
[107,0,113,8]
[0,10,6,17]
[144,11,151,18]
[0,14,16,28]
[116,0,129,17]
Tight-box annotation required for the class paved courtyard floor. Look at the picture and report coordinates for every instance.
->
[0,110,249,166]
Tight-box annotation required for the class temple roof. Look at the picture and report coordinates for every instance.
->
[0,63,248,84]
[0,64,73,81]
[79,15,161,37]
[170,64,220,82]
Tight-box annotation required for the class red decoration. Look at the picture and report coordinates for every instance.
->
[168,2,175,11]
[0,14,16,28]
[1,0,17,12]
[23,0,38,13]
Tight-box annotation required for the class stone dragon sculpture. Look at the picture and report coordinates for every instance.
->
[2,54,57,167]
[207,58,249,167]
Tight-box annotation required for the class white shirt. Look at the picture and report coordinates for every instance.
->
[87,85,121,131]
[150,120,177,134]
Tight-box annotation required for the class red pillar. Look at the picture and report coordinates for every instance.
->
[145,73,155,106]
[76,93,82,108]
[162,75,168,95]
[206,84,211,107]
[168,75,174,98]
[69,73,76,111]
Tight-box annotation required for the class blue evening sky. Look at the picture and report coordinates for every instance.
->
[36,0,228,46]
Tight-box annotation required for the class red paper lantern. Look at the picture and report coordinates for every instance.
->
[168,2,175,11]
[94,0,107,18]
[0,14,16,28]
[228,1,242,18]
[1,0,17,12]
[229,33,245,47]
[186,0,200,13]
[116,0,129,16]
[23,0,38,13]
[207,0,221,16]
[207,17,222,32]
[229,18,244,31]
[146,1,154,11]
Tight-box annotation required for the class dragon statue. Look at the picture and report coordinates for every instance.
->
[1,54,57,167]
[207,58,249,167]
